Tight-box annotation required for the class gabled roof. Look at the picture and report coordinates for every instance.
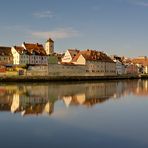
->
[73,49,114,63]
[13,46,26,55]
[0,46,12,56]
[23,42,47,56]
[68,49,79,56]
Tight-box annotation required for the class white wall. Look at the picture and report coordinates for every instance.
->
[11,47,20,65]
[62,51,72,63]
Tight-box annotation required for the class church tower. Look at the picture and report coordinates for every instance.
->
[45,38,54,55]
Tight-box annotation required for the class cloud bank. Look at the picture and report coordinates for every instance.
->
[33,10,53,18]
[31,28,80,40]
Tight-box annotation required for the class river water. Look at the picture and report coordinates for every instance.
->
[0,80,148,148]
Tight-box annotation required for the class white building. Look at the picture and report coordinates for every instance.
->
[113,59,125,75]
[45,38,54,55]
[11,46,29,65]
[61,49,79,63]
[72,49,116,76]
[22,42,48,65]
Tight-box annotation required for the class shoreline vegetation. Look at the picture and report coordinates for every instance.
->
[0,74,148,82]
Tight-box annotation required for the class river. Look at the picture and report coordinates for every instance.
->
[0,80,148,148]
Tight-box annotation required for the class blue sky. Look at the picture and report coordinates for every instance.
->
[0,0,148,57]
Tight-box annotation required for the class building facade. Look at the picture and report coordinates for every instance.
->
[72,50,116,76]
[113,59,125,75]
[125,64,139,74]
[11,46,29,65]
[22,42,48,65]
[0,46,13,65]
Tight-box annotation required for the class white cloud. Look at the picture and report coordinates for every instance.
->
[33,10,53,18]
[129,0,148,7]
[31,28,80,40]
[136,1,148,7]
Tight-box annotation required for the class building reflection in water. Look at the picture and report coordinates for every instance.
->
[0,79,148,116]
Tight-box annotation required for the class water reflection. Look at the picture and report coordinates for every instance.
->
[0,79,148,116]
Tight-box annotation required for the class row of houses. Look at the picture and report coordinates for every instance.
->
[61,49,148,75]
[0,40,117,76]
[109,55,148,75]
[0,38,54,66]
[0,38,148,76]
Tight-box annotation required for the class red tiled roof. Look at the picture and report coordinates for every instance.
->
[72,49,114,63]
[67,49,80,57]
[132,58,148,66]
[0,46,12,56]
[23,42,47,56]
[13,46,25,54]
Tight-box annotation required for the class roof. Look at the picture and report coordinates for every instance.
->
[132,57,148,66]
[13,46,26,55]
[0,46,12,56]
[67,49,80,58]
[122,58,132,64]
[23,42,47,56]
[46,38,54,43]
[72,49,114,63]
[110,55,123,63]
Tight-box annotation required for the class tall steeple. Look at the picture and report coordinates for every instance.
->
[45,38,54,55]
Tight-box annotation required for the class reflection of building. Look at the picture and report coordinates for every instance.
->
[11,93,20,113]
[61,82,117,107]
[134,80,148,96]
[63,93,86,107]
[0,80,148,116]
[21,101,54,116]
[0,84,56,116]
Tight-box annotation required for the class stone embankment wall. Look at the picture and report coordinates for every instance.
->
[48,64,116,76]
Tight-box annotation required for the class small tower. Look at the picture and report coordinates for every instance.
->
[45,38,54,55]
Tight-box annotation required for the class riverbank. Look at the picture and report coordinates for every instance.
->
[140,74,148,79]
[0,74,146,82]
